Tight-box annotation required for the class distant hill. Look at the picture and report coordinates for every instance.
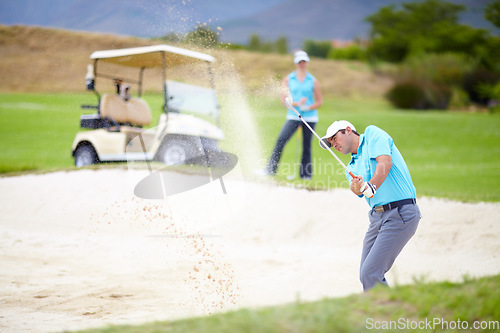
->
[0,0,497,50]
[0,25,392,98]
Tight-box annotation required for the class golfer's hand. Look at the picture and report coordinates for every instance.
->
[361,182,377,198]
[350,176,364,195]
[294,97,307,108]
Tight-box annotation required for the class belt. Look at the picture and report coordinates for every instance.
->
[373,198,416,213]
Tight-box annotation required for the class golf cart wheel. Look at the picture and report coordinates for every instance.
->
[74,144,99,167]
[159,139,192,166]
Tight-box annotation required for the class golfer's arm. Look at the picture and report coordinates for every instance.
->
[369,155,392,188]
[308,80,323,110]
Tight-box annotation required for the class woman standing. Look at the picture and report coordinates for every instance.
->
[265,50,323,180]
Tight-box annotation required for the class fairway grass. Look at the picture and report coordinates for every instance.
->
[1,92,499,202]
[75,274,500,333]
[0,93,94,172]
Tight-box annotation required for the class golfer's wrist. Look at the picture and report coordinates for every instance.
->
[362,182,377,198]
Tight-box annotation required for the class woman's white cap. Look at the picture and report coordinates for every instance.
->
[294,50,310,64]
[320,120,356,149]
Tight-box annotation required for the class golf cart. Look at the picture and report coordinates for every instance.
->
[72,44,226,167]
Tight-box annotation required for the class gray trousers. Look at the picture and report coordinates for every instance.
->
[360,203,421,291]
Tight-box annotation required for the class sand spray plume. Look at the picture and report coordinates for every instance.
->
[140,0,223,44]
[114,1,278,314]
[212,53,265,172]
[117,39,271,315]
[90,196,241,316]
[254,74,286,98]
[139,0,196,38]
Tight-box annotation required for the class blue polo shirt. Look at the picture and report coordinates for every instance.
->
[286,71,318,122]
[346,125,416,208]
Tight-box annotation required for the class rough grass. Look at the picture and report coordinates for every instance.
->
[75,274,500,333]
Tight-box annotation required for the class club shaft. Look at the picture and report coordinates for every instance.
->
[289,106,356,178]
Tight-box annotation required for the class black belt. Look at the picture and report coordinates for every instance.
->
[373,198,416,213]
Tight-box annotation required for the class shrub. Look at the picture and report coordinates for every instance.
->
[303,40,332,59]
[425,82,452,109]
[386,80,427,109]
[185,25,219,48]
[386,80,451,110]
[386,53,476,110]
[463,67,500,105]
[448,87,470,109]
[222,43,245,50]
[248,34,262,51]
[328,45,367,61]
[476,81,500,112]
[400,53,475,87]
[246,34,289,54]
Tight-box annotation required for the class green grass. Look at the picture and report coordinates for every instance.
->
[75,274,500,332]
[1,92,499,202]
[0,93,93,172]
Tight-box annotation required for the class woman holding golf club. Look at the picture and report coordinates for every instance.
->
[262,50,323,180]
[320,120,421,291]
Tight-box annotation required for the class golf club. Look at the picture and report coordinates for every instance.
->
[284,95,357,179]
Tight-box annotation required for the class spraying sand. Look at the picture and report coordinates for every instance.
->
[0,169,499,332]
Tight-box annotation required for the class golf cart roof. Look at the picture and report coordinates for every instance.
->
[90,44,215,68]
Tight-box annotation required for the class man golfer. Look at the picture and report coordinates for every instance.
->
[320,121,421,291]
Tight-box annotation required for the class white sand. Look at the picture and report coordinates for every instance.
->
[0,169,499,332]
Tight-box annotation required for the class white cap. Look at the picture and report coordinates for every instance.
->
[319,120,356,149]
[294,50,310,64]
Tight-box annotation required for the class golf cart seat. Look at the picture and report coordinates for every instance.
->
[100,93,152,130]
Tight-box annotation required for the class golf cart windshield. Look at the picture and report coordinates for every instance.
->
[167,80,218,118]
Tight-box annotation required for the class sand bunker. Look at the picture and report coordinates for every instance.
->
[0,169,499,332]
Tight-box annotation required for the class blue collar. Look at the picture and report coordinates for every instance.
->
[290,71,312,80]
[350,134,365,163]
